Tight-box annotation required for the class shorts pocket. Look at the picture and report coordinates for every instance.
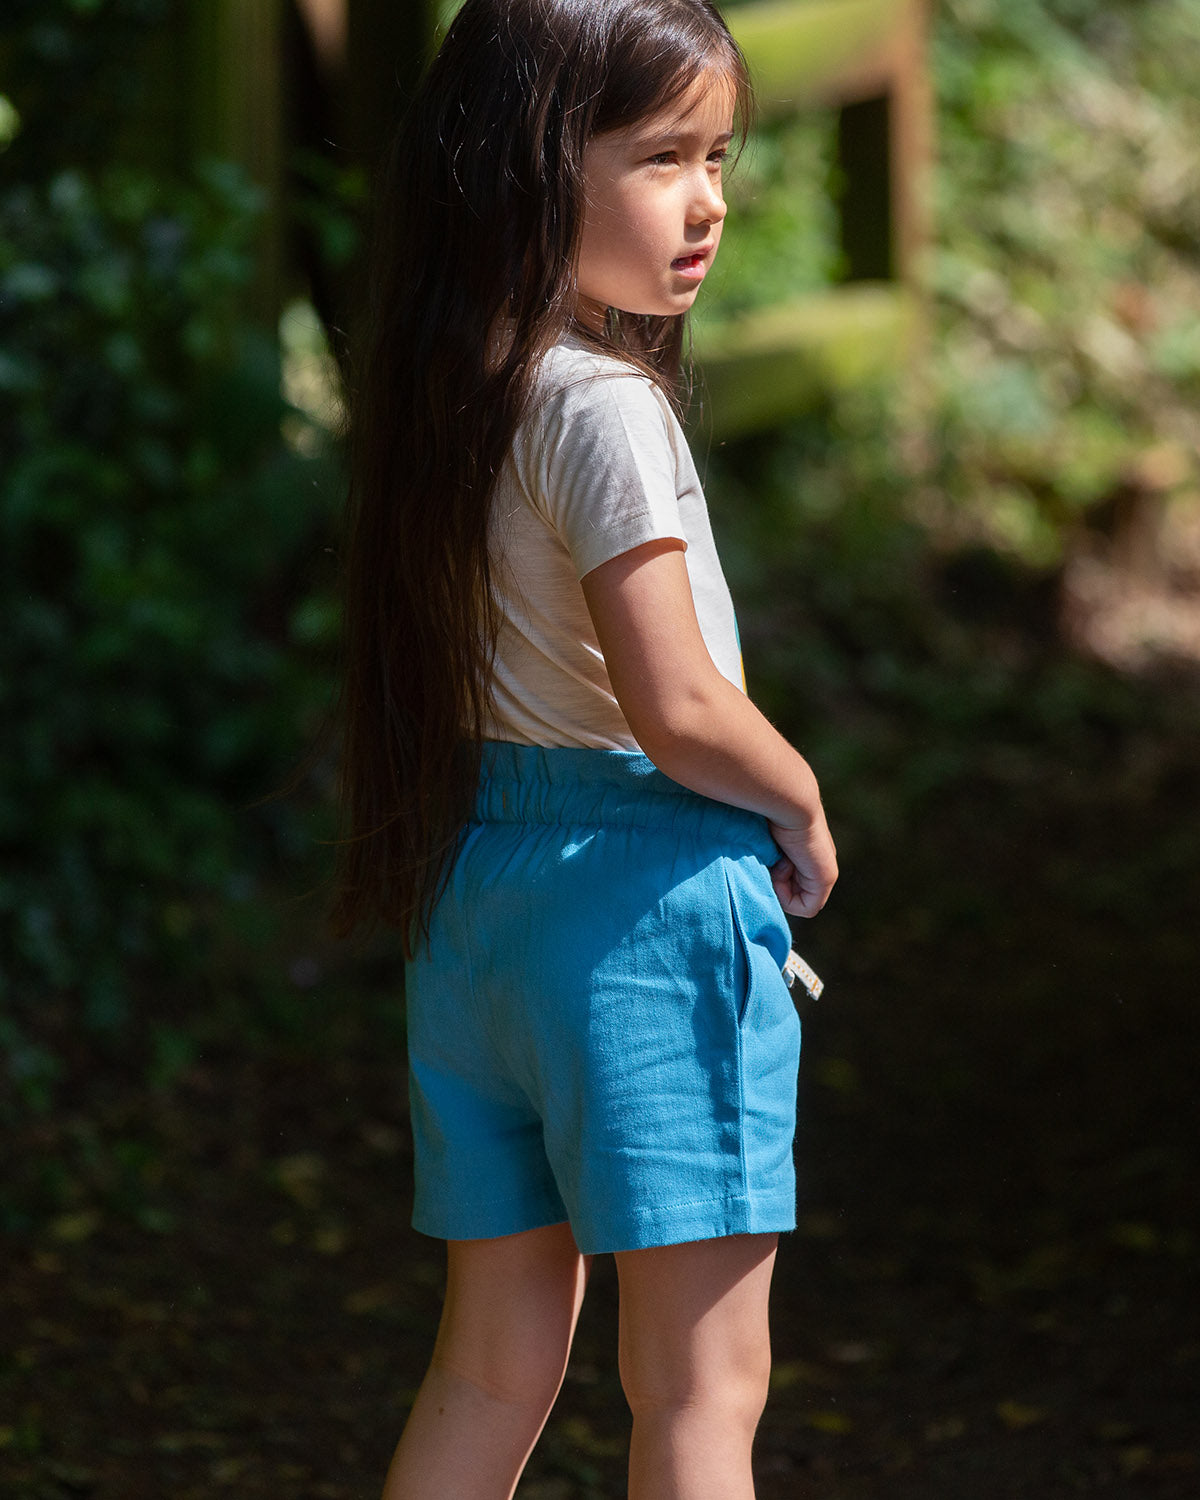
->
[723,858,792,1030]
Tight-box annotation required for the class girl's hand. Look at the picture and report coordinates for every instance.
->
[768,813,838,918]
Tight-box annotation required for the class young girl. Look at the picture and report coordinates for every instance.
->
[334,0,838,1494]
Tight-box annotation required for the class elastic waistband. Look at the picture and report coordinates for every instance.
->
[474,742,778,862]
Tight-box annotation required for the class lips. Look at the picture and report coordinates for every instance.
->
[670,245,713,285]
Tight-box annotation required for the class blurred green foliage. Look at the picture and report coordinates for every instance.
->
[929,0,1200,560]
[0,0,177,168]
[709,0,1200,565]
[1,6,340,1114]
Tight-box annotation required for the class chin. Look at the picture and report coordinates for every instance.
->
[608,291,699,319]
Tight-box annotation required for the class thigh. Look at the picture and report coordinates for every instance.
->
[614,1233,778,1406]
[382,1224,593,1500]
[435,1222,593,1398]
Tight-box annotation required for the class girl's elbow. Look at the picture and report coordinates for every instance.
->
[625,690,721,777]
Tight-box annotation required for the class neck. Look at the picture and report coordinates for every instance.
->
[573,295,609,334]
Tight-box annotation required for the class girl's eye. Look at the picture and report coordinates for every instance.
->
[708,148,728,167]
[647,151,676,166]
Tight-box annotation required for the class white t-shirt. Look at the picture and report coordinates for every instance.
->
[485,335,743,749]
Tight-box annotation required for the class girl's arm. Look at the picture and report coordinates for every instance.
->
[581,538,838,917]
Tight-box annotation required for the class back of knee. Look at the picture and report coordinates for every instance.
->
[433,1348,566,1423]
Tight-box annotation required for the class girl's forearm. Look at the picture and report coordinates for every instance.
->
[632,673,825,831]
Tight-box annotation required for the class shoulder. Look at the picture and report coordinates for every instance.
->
[507,333,695,555]
[510,337,692,570]
[532,336,676,437]
[538,333,649,389]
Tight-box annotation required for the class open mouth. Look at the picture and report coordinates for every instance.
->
[671,253,706,271]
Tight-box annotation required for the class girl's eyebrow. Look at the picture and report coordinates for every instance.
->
[632,125,734,150]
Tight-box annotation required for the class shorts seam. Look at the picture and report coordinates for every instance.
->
[723,862,752,1205]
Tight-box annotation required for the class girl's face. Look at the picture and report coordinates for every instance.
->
[576,69,735,330]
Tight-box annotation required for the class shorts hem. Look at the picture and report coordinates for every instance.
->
[412,1189,795,1253]
[411,1197,569,1244]
[572,1189,796,1256]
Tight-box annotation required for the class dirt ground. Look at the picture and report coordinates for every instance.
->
[3,671,1198,1499]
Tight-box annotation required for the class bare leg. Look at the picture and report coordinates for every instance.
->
[616,1233,778,1500]
[381,1221,590,1500]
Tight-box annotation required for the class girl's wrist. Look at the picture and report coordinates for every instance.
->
[767,767,824,833]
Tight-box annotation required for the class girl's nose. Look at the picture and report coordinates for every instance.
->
[689,171,727,227]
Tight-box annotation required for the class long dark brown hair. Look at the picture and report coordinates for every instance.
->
[332,0,751,953]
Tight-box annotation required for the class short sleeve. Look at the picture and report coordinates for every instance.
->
[522,371,687,580]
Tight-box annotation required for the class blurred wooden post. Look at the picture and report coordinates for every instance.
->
[293,0,435,167]
[345,0,435,172]
[838,95,892,279]
[290,0,437,361]
[733,0,930,286]
[189,0,287,323]
[835,0,930,284]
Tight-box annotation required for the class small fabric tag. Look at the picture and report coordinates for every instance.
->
[783,948,824,1000]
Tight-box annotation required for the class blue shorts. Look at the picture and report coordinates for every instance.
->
[405,742,802,1254]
